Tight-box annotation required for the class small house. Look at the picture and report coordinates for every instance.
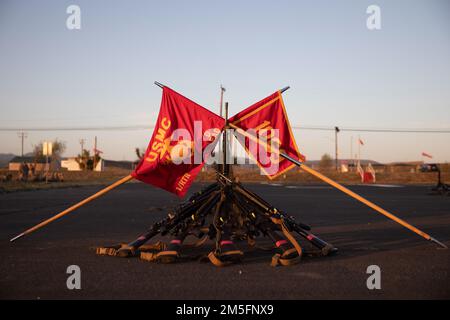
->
[8,156,47,171]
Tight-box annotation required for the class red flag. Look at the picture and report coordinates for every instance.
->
[132,87,224,197]
[228,90,305,179]
[421,152,432,159]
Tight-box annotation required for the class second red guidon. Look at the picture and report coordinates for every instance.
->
[229,90,305,179]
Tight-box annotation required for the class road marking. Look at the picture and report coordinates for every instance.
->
[261,183,403,189]
[362,184,404,188]
[259,182,284,186]
[284,185,333,189]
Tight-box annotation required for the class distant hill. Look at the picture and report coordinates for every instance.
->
[233,158,381,167]
[0,153,16,168]
[103,159,134,170]
[306,159,381,166]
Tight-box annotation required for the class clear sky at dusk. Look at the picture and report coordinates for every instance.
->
[0,0,449,162]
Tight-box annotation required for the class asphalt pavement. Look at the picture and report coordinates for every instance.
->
[0,182,449,299]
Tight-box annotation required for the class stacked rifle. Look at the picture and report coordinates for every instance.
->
[104,171,337,265]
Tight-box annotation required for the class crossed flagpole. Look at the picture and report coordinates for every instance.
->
[10,82,447,249]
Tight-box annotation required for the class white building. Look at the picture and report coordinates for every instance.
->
[61,158,104,171]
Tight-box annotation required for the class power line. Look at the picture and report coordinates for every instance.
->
[0,125,152,132]
[0,125,450,133]
[291,126,450,133]
[17,131,28,156]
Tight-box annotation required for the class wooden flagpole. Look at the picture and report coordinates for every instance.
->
[228,87,447,249]
[10,175,133,242]
[280,153,447,248]
[10,81,168,242]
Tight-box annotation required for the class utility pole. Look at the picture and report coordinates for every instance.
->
[17,131,28,157]
[350,135,354,172]
[93,136,97,171]
[218,85,226,169]
[350,136,353,168]
[79,138,86,155]
[358,135,361,166]
[335,126,340,171]
[79,138,86,170]
[219,85,226,117]
[223,102,229,176]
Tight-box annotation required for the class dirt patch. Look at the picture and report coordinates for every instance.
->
[1,165,448,193]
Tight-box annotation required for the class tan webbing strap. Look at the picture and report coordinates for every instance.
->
[270,217,303,266]
[140,241,166,251]
[140,250,179,262]
[270,253,282,266]
[140,251,158,262]
[271,217,303,257]
[208,251,231,267]
[221,250,244,257]
[96,246,119,256]
[207,250,244,267]
[271,248,302,266]
[183,235,209,248]
[247,237,279,251]
[208,250,244,267]
[96,243,134,256]
[156,250,179,257]
[96,241,166,257]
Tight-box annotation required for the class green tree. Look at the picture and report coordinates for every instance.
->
[76,149,101,170]
[319,153,333,171]
[135,147,144,160]
[33,139,66,162]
